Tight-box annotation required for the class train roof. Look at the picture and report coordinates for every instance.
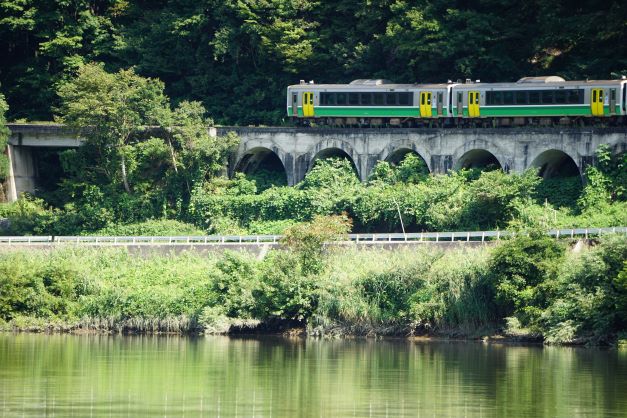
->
[451,79,625,89]
[288,76,626,90]
[287,82,451,89]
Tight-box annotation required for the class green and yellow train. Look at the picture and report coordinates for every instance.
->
[286,76,627,127]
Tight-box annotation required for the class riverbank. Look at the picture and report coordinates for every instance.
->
[1,234,625,345]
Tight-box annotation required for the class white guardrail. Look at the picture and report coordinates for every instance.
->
[0,227,625,245]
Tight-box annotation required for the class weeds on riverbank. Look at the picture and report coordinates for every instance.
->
[0,232,625,345]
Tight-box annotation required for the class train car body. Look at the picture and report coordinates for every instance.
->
[451,77,625,119]
[287,76,627,126]
[287,80,453,124]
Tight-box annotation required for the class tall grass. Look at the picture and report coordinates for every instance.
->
[312,246,495,336]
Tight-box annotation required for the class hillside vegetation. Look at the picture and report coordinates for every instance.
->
[1,0,625,124]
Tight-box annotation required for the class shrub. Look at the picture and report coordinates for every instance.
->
[487,232,565,327]
[281,214,352,274]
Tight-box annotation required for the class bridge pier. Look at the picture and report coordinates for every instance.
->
[6,144,38,201]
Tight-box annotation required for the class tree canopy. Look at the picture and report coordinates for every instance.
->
[1,0,625,124]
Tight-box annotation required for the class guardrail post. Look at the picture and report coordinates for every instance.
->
[451,232,454,242]
[467,232,470,242]
[436,233,439,243]
[420,233,423,242]
[481,232,485,242]
[556,230,560,239]
[497,231,500,241]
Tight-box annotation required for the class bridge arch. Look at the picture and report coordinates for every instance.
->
[234,147,288,187]
[453,149,503,171]
[305,139,362,180]
[529,149,581,178]
[451,139,508,172]
[309,147,360,177]
[382,144,432,171]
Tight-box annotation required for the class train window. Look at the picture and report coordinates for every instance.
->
[385,93,397,105]
[398,92,411,105]
[373,93,384,105]
[494,91,503,105]
[529,91,540,105]
[503,91,514,105]
[541,90,554,104]
[610,89,616,100]
[360,93,372,105]
[349,93,359,105]
[567,90,582,104]
[336,92,347,105]
[514,91,526,104]
[555,90,566,104]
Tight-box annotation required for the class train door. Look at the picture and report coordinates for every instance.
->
[420,92,432,117]
[609,89,616,115]
[468,91,480,117]
[591,88,604,116]
[437,92,443,116]
[303,92,315,117]
[292,93,298,117]
[456,92,463,116]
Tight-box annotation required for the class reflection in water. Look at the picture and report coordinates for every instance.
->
[1,334,626,417]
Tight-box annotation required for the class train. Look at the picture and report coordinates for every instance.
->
[286,76,627,127]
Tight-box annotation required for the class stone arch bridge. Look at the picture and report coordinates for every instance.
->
[5,124,627,200]
[223,127,627,185]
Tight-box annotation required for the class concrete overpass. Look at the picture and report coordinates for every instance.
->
[5,123,627,200]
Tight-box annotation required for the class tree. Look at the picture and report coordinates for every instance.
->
[57,63,168,193]
[281,214,352,274]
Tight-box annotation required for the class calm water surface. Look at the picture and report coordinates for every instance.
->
[1,334,626,417]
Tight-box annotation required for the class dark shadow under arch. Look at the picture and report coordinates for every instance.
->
[310,147,359,176]
[235,147,288,188]
[385,148,430,172]
[454,149,502,171]
[531,149,580,179]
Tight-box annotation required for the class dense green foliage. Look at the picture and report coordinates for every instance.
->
[1,233,625,345]
[1,148,626,236]
[1,0,625,124]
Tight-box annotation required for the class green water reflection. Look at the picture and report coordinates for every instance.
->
[1,334,626,417]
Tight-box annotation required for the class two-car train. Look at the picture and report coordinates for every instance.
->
[286,76,627,127]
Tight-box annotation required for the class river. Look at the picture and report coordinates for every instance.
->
[1,334,626,417]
